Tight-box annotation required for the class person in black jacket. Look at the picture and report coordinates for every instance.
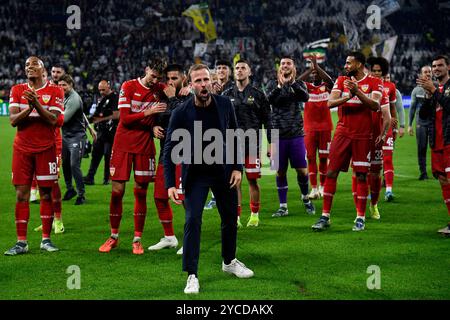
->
[417,54,450,235]
[222,59,271,228]
[83,80,119,185]
[164,64,254,294]
[266,56,315,217]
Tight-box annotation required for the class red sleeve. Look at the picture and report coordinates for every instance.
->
[56,113,64,127]
[119,107,145,126]
[372,78,383,96]
[8,85,22,109]
[49,86,64,114]
[118,81,132,109]
[332,76,344,92]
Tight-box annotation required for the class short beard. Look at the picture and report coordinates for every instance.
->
[346,69,357,77]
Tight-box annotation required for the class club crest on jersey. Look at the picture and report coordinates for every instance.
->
[383,87,389,94]
[42,95,51,103]
[320,86,326,92]
[247,96,255,104]
[361,84,369,92]
[110,167,115,176]
[120,89,125,97]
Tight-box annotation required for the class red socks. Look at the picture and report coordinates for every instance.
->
[155,198,174,236]
[369,174,381,206]
[237,205,241,217]
[308,161,318,189]
[133,188,147,238]
[110,190,124,234]
[352,175,357,207]
[250,202,260,214]
[383,154,394,188]
[52,182,62,220]
[40,198,54,238]
[356,178,369,217]
[319,158,328,186]
[15,202,30,241]
[441,183,450,216]
[322,177,337,215]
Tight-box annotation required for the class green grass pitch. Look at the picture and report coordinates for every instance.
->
[0,115,449,300]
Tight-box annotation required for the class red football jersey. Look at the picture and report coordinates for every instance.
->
[383,80,397,104]
[331,74,383,139]
[9,82,64,153]
[304,82,333,132]
[114,78,166,155]
[434,84,445,151]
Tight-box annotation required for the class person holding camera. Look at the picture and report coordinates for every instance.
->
[83,80,119,185]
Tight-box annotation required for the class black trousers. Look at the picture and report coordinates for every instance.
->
[62,134,86,196]
[86,136,113,182]
[416,124,430,175]
[182,173,238,275]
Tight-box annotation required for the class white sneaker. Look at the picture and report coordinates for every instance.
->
[319,186,324,198]
[308,188,320,200]
[148,236,178,251]
[184,274,199,294]
[222,259,254,278]
[177,246,183,255]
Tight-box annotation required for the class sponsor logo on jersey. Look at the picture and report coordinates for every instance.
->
[42,95,51,103]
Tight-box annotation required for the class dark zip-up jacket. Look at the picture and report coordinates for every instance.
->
[419,79,450,149]
[266,79,309,139]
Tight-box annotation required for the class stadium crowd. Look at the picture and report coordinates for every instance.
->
[1,0,449,105]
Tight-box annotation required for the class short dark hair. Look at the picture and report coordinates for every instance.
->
[165,64,185,75]
[52,63,66,71]
[235,59,251,67]
[147,57,167,75]
[367,56,390,76]
[59,74,74,86]
[215,59,232,69]
[188,64,210,81]
[433,55,449,66]
[348,51,366,65]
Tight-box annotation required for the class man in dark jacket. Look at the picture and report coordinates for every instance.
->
[418,54,450,235]
[164,64,254,294]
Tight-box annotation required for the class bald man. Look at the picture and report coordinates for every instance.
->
[83,80,119,185]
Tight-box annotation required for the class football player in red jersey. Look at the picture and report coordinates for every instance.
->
[99,58,168,255]
[34,67,65,234]
[311,52,383,232]
[299,55,334,200]
[364,57,394,220]
[5,56,64,255]
[372,59,399,202]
